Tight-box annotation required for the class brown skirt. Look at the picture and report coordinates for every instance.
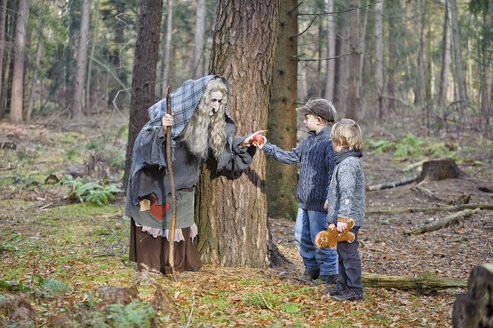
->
[129,219,202,274]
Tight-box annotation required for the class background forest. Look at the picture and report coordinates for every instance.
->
[0,0,492,327]
[0,0,492,129]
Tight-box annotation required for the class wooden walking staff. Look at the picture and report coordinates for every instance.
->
[165,86,178,282]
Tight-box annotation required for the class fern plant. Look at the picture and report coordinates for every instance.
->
[59,175,123,206]
[77,301,156,328]
[34,274,70,298]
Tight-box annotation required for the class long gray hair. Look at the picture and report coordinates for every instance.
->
[182,78,228,159]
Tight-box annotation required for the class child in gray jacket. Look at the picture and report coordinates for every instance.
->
[324,118,365,301]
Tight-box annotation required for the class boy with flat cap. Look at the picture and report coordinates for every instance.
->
[254,98,338,285]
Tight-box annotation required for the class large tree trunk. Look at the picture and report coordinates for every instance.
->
[334,29,349,112]
[25,40,41,123]
[324,0,335,101]
[191,0,206,78]
[71,0,90,119]
[449,0,468,117]
[345,0,360,120]
[0,0,8,117]
[415,0,426,108]
[358,0,369,114]
[424,0,432,130]
[374,0,384,122]
[386,0,402,114]
[1,0,15,119]
[196,0,280,268]
[123,0,163,191]
[161,0,173,96]
[85,0,101,114]
[438,2,451,108]
[108,1,126,107]
[9,0,30,125]
[266,0,297,220]
[452,264,493,328]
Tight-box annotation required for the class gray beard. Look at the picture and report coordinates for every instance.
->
[182,108,227,160]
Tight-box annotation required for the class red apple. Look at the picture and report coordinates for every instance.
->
[252,133,264,146]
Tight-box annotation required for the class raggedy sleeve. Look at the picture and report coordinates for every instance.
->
[217,136,257,172]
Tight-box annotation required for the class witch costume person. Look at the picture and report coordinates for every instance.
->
[125,75,260,274]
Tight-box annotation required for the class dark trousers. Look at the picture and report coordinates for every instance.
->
[335,226,363,295]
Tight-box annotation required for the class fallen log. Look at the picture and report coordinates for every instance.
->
[405,208,480,235]
[367,175,418,191]
[452,263,493,328]
[367,203,493,215]
[362,271,467,292]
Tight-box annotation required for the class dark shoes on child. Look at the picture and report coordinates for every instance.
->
[318,274,338,285]
[323,285,363,301]
[301,270,338,285]
[301,269,320,282]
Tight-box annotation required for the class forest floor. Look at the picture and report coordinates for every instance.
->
[0,110,492,327]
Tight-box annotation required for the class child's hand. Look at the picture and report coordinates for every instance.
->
[162,113,174,128]
[336,221,347,233]
[242,130,265,148]
[324,199,328,211]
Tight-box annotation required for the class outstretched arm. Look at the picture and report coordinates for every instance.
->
[261,139,304,164]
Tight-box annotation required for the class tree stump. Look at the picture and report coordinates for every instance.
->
[452,263,493,328]
[417,158,467,183]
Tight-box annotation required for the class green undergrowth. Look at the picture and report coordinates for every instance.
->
[365,132,460,160]
[0,197,453,327]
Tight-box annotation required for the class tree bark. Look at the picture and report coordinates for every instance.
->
[374,0,384,122]
[0,0,8,116]
[415,0,425,109]
[345,0,360,120]
[324,0,335,101]
[424,0,433,130]
[9,0,30,125]
[266,0,297,220]
[108,1,126,107]
[452,264,493,328]
[449,0,468,116]
[161,0,173,96]
[26,40,41,123]
[123,0,163,191]
[192,0,206,78]
[334,29,349,112]
[438,2,451,108]
[196,0,280,268]
[358,0,369,110]
[86,0,101,114]
[71,0,90,119]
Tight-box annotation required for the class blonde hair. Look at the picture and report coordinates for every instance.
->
[182,78,228,159]
[330,119,363,151]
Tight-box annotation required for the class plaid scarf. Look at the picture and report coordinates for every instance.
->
[146,75,233,138]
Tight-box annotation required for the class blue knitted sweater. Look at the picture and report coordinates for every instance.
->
[262,126,335,211]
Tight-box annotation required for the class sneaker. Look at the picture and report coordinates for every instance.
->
[318,274,338,285]
[331,289,363,301]
[323,285,346,296]
[301,269,319,282]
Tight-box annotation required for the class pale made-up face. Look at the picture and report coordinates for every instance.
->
[303,114,322,132]
[210,90,224,116]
